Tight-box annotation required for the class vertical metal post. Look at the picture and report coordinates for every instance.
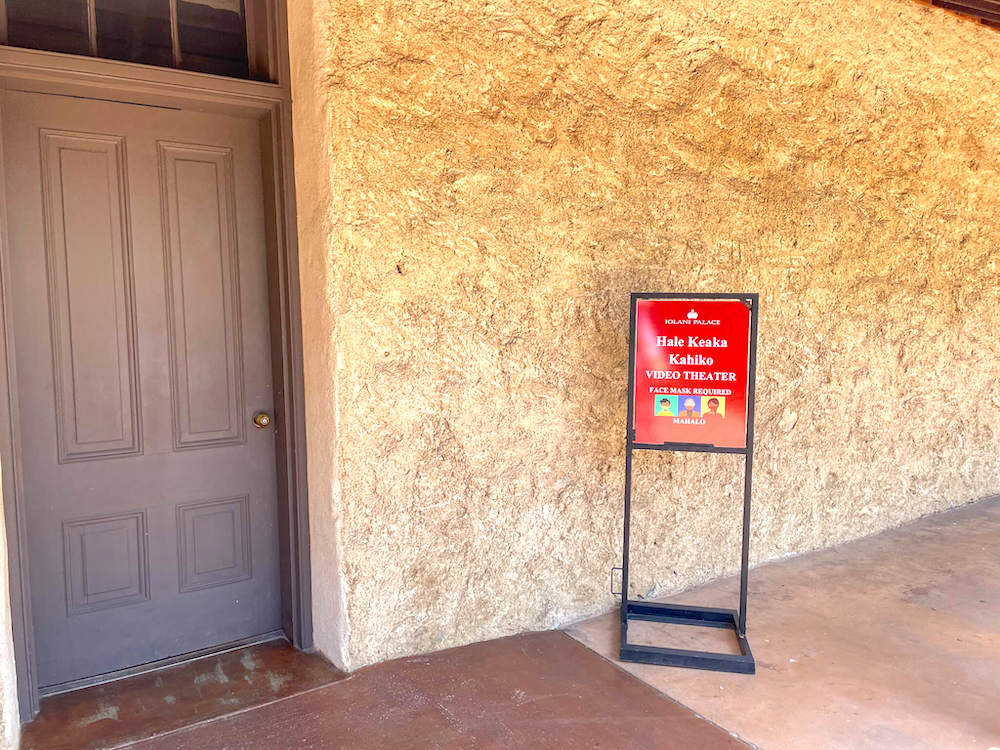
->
[738,295,759,636]
[738,450,753,635]
[620,443,633,623]
[86,0,98,56]
[244,0,260,80]
[168,0,182,68]
[620,296,638,634]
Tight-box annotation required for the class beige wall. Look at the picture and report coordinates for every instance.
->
[288,0,352,669]
[289,0,1000,669]
[0,480,18,748]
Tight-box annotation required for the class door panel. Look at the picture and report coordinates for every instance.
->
[2,91,281,688]
[159,141,246,449]
[63,510,149,615]
[39,129,141,462]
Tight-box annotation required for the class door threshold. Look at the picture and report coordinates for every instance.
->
[39,630,286,697]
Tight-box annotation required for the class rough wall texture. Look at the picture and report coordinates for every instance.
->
[288,0,1000,668]
[288,0,351,669]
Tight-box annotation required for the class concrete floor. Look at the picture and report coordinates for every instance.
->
[567,495,1000,750]
[20,640,344,750]
[20,497,998,748]
[125,632,742,749]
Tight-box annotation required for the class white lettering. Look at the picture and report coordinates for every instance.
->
[681,371,737,381]
[646,370,682,380]
[687,336,728,348]
[668,353,714,366]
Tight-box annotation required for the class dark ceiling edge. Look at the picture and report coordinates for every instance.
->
[924,0,1000,30]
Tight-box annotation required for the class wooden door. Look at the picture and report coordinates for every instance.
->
[2,90,281,689]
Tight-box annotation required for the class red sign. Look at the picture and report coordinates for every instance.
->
[631,297,752,448]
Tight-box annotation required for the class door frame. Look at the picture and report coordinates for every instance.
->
[0,2,311,721]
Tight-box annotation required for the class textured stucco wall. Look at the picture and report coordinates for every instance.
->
[288,0,1000,668]
[288,0,351,669]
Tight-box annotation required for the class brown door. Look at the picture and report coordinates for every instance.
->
[2,90,281,689]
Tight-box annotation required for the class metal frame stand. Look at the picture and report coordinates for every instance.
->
[617,292,759,675]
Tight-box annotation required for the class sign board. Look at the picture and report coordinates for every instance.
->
[631,297,752,449]
[617,292,759,674]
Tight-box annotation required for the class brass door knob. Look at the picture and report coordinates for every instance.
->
[253,412,272,429]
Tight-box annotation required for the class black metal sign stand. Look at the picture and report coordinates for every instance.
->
[616,292,759,674]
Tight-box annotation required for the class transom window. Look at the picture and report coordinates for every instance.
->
[0,0,260,80]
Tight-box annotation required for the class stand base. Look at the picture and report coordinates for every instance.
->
[619,601,755,674]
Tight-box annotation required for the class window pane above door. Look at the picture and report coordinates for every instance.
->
[2,0,254,80]
[177,0,249,78]
[96,0,174,69]
[7,0,90,57]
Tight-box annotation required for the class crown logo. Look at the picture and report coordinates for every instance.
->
[687,309,698,320]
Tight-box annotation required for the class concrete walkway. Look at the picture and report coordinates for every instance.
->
[568,496,1000,750]
[26,497,996,748]
[126,631,741,749]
